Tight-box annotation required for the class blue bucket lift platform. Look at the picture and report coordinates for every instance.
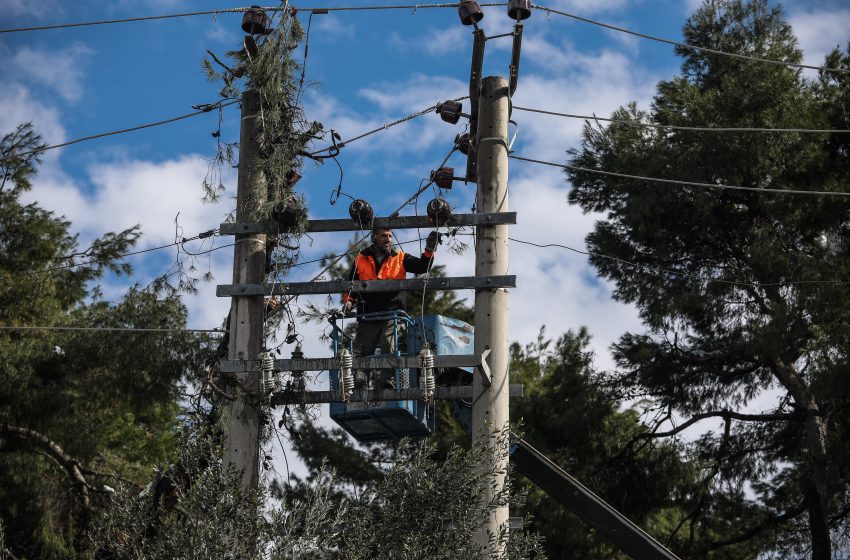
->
[329,312,474,442]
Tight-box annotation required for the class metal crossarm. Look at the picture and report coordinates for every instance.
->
[216,275,516,297]
[219,212,517,235]
[271,384,524,405]
[221,354,480,373]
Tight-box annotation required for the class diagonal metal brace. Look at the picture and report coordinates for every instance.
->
[478,347,492,386]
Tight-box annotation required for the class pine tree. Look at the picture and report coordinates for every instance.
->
[0,124,210,558]
[566,1,850,557]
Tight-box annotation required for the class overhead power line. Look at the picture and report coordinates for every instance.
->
[31,229,220,275]
[310,96,469,156]
[509,237,850,289]
[0,7,274,33]
[531,4,850,75]
[0,100,239,163]
[509,154,850,198]
[0,325,226,333]
[0,3,506,33]
[514,106,850,134]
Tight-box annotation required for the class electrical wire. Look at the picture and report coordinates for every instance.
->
[0,325,226,333]
[309,97,469,157]
[0,4,515,33]
[391,146,458,216]
[513,106,850,134]
[508,236,850,288]
[509,154,850,198]
[0,7,279,33]
[4,2,844,75]
[30,230,220,275]
[0,100,239,163]
[531,3,850,75]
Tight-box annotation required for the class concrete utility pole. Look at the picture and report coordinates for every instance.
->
[472,75,511,554]
[222,89,266,491]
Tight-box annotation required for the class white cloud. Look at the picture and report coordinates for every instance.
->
[312,14,356,40]
[10,43,95,104]
[789,7,850,69]
[0,84,66,151]
[0,0,64,18]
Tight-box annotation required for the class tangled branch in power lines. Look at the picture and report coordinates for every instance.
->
[0,100,239,164]
[509,154,850,198]
[514,106,850,134]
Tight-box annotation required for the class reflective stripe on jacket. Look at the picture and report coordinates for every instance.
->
[353,251,407,281]
[342,245,434,312]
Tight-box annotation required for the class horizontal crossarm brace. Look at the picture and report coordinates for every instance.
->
[221,354,480,373]
[219,212,517,235]
[216,275,516,297]
[271,384,524,405]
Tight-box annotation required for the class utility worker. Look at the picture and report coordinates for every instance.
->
[342,227,441,389]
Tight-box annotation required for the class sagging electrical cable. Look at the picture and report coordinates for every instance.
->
[510,154,850,198]
[513,106,850,134]
[0,100,239,164]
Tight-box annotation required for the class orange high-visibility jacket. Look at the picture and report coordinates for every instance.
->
[342,245,434,314]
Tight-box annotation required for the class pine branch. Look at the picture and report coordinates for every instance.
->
[637,409,800,439]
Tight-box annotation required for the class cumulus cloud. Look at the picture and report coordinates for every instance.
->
[789,7,850,69]
[11,43,95,104]
[0,84,66,155]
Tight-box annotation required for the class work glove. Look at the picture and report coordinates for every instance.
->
[342,299,355,315]
[425,231,442,252]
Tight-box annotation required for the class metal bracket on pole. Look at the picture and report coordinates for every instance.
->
[271,384,524,405]
[216,275,516,297]
[219,212,517,235]
[478,347,492,386]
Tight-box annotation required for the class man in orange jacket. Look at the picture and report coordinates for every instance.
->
[342,227,440,389]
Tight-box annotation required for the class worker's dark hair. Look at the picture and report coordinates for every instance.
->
[371,227,392,243]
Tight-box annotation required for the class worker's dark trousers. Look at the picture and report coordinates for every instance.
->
[352,319,396,388]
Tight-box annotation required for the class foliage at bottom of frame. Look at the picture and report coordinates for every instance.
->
[87,425,544,560]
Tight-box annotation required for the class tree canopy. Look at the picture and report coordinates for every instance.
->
[0,124,210,558]
[567,1,850,557]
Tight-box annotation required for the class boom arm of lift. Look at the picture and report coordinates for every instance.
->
[509,439,681,560]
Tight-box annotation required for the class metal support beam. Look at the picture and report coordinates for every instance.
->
[221,353,481,373]
[270,384,524,405]
[219,212,516,235]
[510,439,681,560]
[216,275,515,297]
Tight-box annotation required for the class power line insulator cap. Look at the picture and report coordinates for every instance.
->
[348,199,374,225]
[242,6,273,35]
[455,133,474,155]
[458,0,484,25]
[272,202,299,228]
[431,167,455,190]
[427,198,453,226]
[507,0,532,20]
[436,100,463,124]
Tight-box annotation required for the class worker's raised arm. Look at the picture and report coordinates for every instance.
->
[403,231,441,274]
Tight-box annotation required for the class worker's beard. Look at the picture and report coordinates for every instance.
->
[373,241,391,265]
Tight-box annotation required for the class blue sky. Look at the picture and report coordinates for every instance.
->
[3,1,850,456]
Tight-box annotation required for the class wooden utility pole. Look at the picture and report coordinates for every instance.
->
[222,89,266,491]
[472,75,511,554]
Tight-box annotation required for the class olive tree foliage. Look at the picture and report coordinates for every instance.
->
[90,431,543,560]
[566,1,850,558]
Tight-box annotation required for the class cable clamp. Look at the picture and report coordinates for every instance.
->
[478,347,492,386]
[478,136,509,151]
